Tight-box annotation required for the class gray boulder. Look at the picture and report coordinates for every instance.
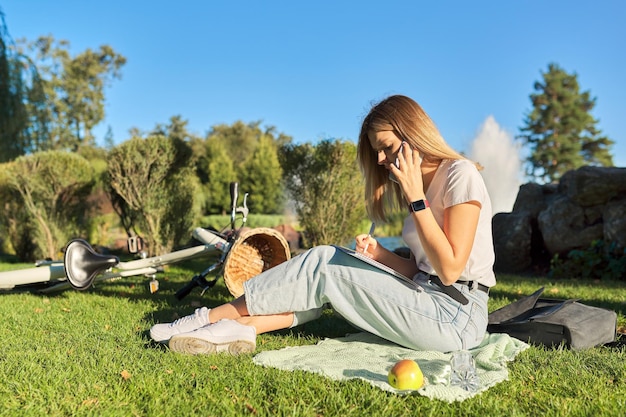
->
[492,212,532,272]
[492,166,626,273]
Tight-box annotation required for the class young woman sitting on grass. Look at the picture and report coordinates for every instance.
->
[150,94,495,354]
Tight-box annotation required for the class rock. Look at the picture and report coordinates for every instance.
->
[512,182,559,217]
[537,195,604,255]
[559,166,626,207]
[493,166,626,273]
[492,212,532,272]
[604,200,626,250]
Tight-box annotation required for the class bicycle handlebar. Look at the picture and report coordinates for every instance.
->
[192,228,228,248]
[175,182,250,301]
[230,182,238,230]
[174,273,216,300]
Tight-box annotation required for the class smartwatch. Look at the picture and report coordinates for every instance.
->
[408,199,430,212]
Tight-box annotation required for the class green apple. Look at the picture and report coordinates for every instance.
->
[387,359,424,390]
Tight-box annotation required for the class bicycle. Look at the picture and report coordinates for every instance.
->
[0,183,291,299]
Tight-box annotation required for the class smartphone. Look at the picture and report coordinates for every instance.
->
[389,141,405,183]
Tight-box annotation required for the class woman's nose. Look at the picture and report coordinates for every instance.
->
[377,150,387,165]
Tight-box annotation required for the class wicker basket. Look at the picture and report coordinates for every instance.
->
[223,227,291,297]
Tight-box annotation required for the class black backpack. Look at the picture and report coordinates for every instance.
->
[487,287,618,349]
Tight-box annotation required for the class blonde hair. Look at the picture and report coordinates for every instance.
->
[357,95,479,222]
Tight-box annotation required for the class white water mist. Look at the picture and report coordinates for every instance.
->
[469,115,522,215]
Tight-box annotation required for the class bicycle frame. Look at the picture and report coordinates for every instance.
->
[0,227,230,293]
[0,183,247,296]
[0,260,66,290]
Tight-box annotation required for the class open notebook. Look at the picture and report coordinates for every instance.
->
[332,245,413,284]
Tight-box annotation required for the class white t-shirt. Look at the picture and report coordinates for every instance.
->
[402,159,496,287]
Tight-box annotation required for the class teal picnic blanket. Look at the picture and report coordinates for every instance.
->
[253,332,529,402]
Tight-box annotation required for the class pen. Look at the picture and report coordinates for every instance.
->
[363,222,375,254]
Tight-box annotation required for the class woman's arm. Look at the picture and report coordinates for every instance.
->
[355,235,419,279]
[410,201,480,284]
[390,145,482,285]
[375,245,420,279]
[357,201,481,284]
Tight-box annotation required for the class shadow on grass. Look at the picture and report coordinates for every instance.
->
[65,257,362,344]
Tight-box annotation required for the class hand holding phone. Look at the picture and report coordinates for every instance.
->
[389,141,405,183]
[395,141,405,169]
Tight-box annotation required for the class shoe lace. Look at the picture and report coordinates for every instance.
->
[170,309,201,327]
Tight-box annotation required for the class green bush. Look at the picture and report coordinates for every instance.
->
[281,140,366,248]
[199,138,236,214]
[107,135,200,255]
[0,151,95,260]
[239,134,284,214]
[549,239,626,281]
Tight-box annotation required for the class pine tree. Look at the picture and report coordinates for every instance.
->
[240,135,283,214]
[203,138,236,214]
[0,11,29,162]
[518,63,614,183]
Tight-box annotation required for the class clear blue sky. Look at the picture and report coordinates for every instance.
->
[2,1,625,170]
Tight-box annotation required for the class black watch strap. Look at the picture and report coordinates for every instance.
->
[408,199,430,212]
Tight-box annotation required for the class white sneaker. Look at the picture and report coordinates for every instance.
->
[150,307,210,343]
[168,319,256,355]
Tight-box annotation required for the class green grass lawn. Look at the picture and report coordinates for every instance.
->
[0,261,624,416]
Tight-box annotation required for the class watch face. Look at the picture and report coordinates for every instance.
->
[412,201,425,211]
[409,200,429,212]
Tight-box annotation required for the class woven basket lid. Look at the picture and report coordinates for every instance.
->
[223,227,291,297]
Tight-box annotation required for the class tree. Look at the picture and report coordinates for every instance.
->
[106,135,199,256]
[207,121,291,166]
[15,35,126,151]
[202,138,236,214]
[149,115,201,145]
[202,120,291,214]
[240,135,283,214]
[0,11,49,162]
[0,151,95,260]
[281,139,365,247]
[518,63,614,183]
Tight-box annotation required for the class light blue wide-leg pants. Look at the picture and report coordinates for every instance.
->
[243,245,488,352]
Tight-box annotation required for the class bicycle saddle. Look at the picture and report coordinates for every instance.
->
[64,239,119,290]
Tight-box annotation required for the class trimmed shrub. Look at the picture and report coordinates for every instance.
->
[107,135,199,255]
[0,151,94,260]
[281,139,365,247]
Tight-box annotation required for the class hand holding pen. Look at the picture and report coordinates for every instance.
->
[362,222,375,254]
